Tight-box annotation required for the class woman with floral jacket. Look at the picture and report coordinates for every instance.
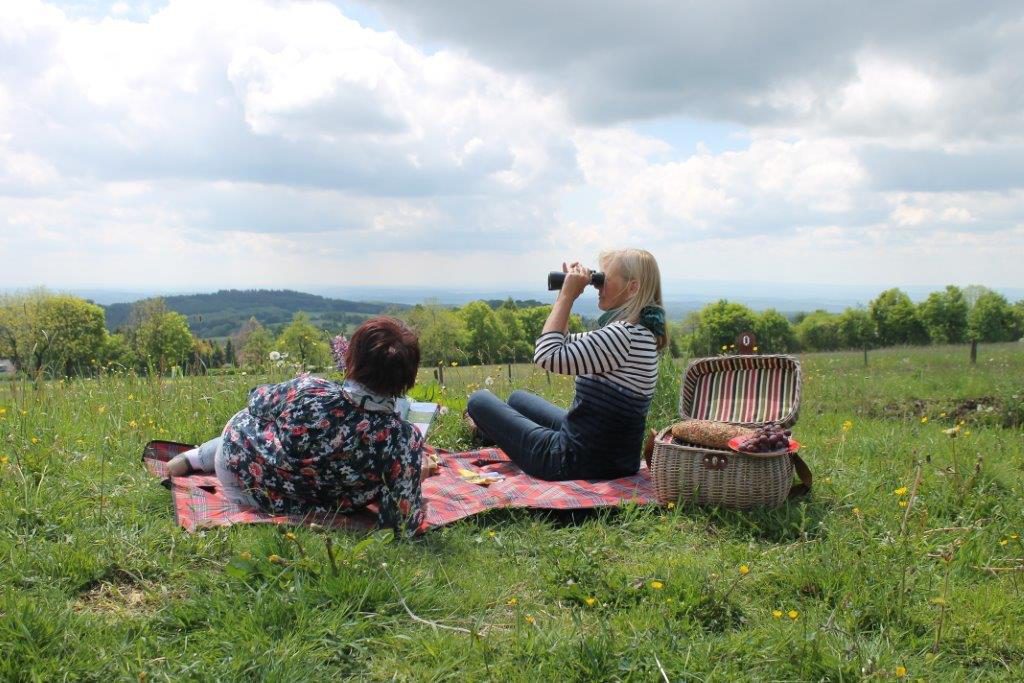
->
[168,317,428,536]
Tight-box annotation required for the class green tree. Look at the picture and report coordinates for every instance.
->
[917,286,968,344]
[407,303,468,367]
[0,291,107,376]
[460,301,503,364]
[99,333,136,371]
[967,291,1019,342]
[135,308,195,373]
[277,312,330,367]
[754,309,797,353]
[224,339,236,366]
[684,300,758,356]
[837,308,876,349]
[795,310,843,351]
[869,289,928,346]
[241,326,274,368]
[495,299,532,363]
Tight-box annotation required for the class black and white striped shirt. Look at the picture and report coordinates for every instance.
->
[534,322,659,477]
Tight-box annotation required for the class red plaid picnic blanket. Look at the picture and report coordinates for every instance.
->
[142,440,658,533]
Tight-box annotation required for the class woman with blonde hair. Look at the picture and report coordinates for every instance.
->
[466,248,667,480]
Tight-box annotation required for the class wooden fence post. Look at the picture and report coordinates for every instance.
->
[970,341,977,364]
[437,362,445,384]
[507,362,513,382]
[863,346,868,367]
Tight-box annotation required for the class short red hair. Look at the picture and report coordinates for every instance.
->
[345,316,420,397]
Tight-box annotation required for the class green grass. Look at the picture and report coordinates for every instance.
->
[1,344,1023,680]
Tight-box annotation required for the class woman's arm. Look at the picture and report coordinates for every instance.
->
[534,323,632,375]
[377,427,427,537]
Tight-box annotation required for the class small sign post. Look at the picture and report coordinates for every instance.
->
[736,331,758,354]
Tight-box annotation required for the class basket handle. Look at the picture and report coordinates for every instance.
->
[788,453,812,499]
[643,428,657,469]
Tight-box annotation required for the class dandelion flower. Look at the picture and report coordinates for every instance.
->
[899,500,908,508]
[0,407,6,416]
[0,455,8,465]
[787,610,799,620]
[943,426,960,437]
[666,502,675,509]
[894,487,908,496]
[98,405,107,415]
[506,597,518,606]
[842,420,853,432]
[739,564,750,576]
[920,416,928,424]
[524,615,535,624]
[895,665,907,678]
[487,530,496,538]
[939,412,946,418]
[285,532,296,540]
[31,437,39,444]
[1000,539,1009,546]
[650,580,664,590]
[451,361,458,367]
[852,507,861,516]
[239,551,252,561]
[1011,534,1020,540]
[128,420,137,428]
[268,554,284,564]
[772,610,783,619]
[584,597,598,607]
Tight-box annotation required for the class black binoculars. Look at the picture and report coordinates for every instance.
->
[547,271,605,291]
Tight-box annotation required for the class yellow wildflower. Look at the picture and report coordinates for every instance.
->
[0,455,8,465]
[824,477,832,484]
[943,426,960,437]
[451,361,458,367]
[999,539,1009,546]
[964,430,971,436]
[1011,534,1020,540]
[524,615,535,625]
[506,597,518,606]
[128,420,138,428]
[650,580,664,590]
[487,530,497,538]
[899,500,908,508]
[584,597,598,607]
[666,502,675,509]
[739,565,750,576]
[284,532,296,540]
[895,665,907,678]
[787,610,799,620]
[268,554,284,564]
[852,507,861,516]
[752,346,759,352]
[842,420,853,432]
[239,551,252,561]
[772,610,783,619]
[721,345,728,351]
[939,412,946,417]
[98,405,107,414]
[920,416,928,424]
[894,487,908,496]
[0,407,6,416]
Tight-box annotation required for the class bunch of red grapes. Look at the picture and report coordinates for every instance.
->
[736,423,792,453]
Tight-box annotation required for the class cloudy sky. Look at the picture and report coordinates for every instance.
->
[2,0,1022,299]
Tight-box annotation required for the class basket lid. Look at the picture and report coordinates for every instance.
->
[679,354,802,428]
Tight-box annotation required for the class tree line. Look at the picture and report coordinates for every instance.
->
[2,285,1020,378]
[678,285,1023,355]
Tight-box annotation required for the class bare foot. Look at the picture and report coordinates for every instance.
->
[167,453,194,477]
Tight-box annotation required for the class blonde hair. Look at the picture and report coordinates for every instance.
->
[598,248,668,351]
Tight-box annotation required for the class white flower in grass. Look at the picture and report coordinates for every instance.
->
[485,376,494,386]
[269,351,281,362]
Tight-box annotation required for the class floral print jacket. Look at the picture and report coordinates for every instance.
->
[220,375,426,536]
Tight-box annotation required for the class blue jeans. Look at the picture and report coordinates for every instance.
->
[466,389,573,480]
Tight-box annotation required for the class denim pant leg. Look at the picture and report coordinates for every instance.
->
[466,389,568,480]
[507,390,567,431]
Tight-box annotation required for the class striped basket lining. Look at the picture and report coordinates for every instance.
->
[680,355,801,427]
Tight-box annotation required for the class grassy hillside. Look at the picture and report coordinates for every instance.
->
[1,344,1022,679]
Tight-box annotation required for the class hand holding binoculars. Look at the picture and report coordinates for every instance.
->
[547,271,605,291]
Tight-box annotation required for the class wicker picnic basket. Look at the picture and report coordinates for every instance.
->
[649,354,811,508]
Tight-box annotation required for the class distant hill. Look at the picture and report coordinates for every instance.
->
[104,289,410,338]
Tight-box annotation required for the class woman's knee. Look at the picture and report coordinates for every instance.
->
[466,389,497,415]
[507,390,533,410]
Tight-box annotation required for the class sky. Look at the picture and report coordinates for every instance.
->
[1,0,1023,302]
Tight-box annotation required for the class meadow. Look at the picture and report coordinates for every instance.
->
[1,344,1023,681]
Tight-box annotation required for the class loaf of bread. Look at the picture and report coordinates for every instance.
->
[670,420,754,449]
